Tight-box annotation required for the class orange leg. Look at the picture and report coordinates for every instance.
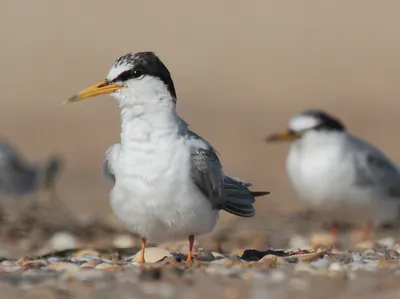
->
[139,238,147,264]
[331,222,339,237]
[361,220,372,241]
[186,235,195,262]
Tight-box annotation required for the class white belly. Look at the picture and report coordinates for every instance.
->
[286,138,399,226]
[109,138,218,243]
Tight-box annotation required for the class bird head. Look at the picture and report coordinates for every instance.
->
[266,109,346,142]
[66,52,176,107]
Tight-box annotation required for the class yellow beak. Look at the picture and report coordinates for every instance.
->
[266,130,298,142]
[65,80,125,104]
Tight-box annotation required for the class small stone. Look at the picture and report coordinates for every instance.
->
[80,262,100,268]
[130,247,172,263]
[363,249,375,257]
[293,250,324,263]
[310,257,329,269]
[94,263,122,271]
[377,237,395,248]
[196,249,215,261]
[22,260,49,270]
[211,252,226,258]
[112,235,135,248]
[70,249,100,258]
[48,262,81,273]
[1,261,16,267]
[356,240,375,250]
[16,256,31,266]
[351,253,363,262]
[309,232,336,248]
[289,234,311,249]
[329,262,344,272]
[388,249,400,259]
[48,232,77,251]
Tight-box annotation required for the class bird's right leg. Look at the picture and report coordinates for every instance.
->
[139,238,147,263]
[330,221,339,237]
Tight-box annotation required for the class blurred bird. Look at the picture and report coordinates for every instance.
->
[66,51,269,263]
[266,110,400,239]
[0,141,63,201]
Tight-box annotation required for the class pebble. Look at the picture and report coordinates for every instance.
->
[310,257,330,269]
[80,261,101,268]
[48,262,81,273]
[70,249,100,258]
[130,247,172,263]
[288,235,311,249]
[351,253,363,262]
[94,263,122,271]
[48,232,77,251]
[309,232,336,248]
[112,235,135,248]
[377,237,396,248]
[196,249,215,262]
[1,260,16,267]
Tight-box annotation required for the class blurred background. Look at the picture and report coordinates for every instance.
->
[1,0,400,256]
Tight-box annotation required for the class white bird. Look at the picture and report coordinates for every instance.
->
[267,110,400,239]
[66,51,269,263]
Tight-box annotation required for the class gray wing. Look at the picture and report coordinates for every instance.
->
[188,131,269,217]
[188,136,225,208]
[102,144,120,184]
[351,136,400,198]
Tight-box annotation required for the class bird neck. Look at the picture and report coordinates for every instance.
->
[118,99,186,149]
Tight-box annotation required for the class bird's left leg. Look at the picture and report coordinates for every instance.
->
[139,238,147,263]
[186,235,195,261]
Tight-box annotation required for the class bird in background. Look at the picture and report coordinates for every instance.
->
[66,51,269,263]
[266,109,400,240]
[0,141,63,204]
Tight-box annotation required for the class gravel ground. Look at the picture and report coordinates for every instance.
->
[1,228,400,299]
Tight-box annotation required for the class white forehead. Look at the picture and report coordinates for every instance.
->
[288,114,319,132]
[106,63,132,81]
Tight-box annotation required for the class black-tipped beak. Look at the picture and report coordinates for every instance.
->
[64,80,125,104]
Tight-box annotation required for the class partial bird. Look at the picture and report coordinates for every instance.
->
[66,51,269,263]
[266,110,400,239]
[0,141,63,202]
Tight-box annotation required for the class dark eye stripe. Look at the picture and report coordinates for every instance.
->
[112,69,144,83]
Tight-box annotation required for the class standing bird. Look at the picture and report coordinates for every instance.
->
[66,52,269,263]
[0,141,63,198]
[266,110,400,239]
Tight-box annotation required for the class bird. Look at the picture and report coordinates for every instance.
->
[266,109,400,240]
[65,51,269,263]
[0,141,63,200]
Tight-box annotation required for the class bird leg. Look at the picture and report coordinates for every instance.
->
[139,238,147,264]
[186,235,195,262]
[330,222,339,237]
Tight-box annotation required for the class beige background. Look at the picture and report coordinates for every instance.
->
[1,0,400,232]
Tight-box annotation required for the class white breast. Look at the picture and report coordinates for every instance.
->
[108,110,218,243]
[286,132,393,225]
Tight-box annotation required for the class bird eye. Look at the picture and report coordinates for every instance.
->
[132,69,143,79]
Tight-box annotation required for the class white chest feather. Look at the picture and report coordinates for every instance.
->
[108,105,217,242]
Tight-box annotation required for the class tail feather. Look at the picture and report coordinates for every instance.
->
[222,176,269,217]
